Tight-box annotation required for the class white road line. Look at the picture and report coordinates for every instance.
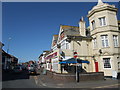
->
[34,76,47,86]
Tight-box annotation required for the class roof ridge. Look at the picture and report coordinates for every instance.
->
[61,24,79,28]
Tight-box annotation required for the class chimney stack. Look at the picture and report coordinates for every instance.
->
[79,16,86,36]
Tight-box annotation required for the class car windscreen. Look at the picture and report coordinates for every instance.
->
[14,67,20,69]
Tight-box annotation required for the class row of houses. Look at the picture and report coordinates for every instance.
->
[0,42,18,71]
[38,0,120,77]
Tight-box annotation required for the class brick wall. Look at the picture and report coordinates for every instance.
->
[46,70,104,82]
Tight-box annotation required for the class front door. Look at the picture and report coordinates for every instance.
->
[95,62,99,72]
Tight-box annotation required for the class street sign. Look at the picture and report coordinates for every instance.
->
[74,51,78,58]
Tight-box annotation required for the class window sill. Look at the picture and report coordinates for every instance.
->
[93,48,98,50]
[99,25,107,27]
[101,47,110,49]
[114,47,120,48]
[103,68,112,69]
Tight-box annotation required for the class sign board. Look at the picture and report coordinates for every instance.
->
[74,51,78,58]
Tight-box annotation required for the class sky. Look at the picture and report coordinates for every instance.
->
[2,2,119,63]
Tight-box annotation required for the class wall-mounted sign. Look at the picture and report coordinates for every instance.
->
[45,52,57,60]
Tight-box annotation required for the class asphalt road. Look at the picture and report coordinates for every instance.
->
[2,69,120,89]
[2,70,45,88]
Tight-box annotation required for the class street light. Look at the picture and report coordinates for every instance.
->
[7,37,11,53]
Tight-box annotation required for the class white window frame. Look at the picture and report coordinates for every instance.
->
[93,38,97,49]
[91,20,95,30]
[61,40,70,50]
[113,35,119,47]
[99,17,106,26]
[66,42,70,49]
[118,62,120,69]
[101,35,109,48]
[103,58,111,69]
[61,40,66,49]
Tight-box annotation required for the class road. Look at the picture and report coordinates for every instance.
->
[2,70,45,88]
[2,69,120,89]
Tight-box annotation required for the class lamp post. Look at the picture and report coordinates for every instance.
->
[4,37,11,70]
[7,37,11,54]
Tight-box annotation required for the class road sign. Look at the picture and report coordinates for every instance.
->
[74,51,78,58]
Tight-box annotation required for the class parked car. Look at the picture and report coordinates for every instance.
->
[27,64,37,74]
[13,66,22,73]
[21,65,27,70]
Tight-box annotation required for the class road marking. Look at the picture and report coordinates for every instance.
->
[94,83,120,88]
[57,83,63,86]
[38,79,47,86]
[34,76,47,86]
[34,76,38,84]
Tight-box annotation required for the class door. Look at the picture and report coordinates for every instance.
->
[95,62,99,72]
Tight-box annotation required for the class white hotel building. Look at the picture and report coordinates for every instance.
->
[39,0,120,77]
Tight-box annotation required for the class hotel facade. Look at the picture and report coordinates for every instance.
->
[39,0,120,77]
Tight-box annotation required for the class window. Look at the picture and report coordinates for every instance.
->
[61,43,65,49]
[61,40,66,49]
[61,40,70,49]
[93,38,97,48]
[91,20,95,30]
[99,17,106,26]
[113,35,119,47]
[52,40,57,46]
[118,62,120,69]
[66,42,70,49]
[103,58,111,68]
[101,35,109,47]
[118,23,120,30]
[60,32,64,40]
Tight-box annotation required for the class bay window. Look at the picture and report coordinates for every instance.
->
[101,35,109,47]
[113,35,119,47]
[99,17,106,26]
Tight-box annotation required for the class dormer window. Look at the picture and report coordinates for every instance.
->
[91,20,95,30]
[52,40,57,46]
[60,31,65,40]
[99,17,106,26]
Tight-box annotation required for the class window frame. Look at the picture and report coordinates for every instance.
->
[103,58,112,69]
[113,35,119,47]
[93,38,97,49]
[91,20,95,30]
[118,62,120,70]
[99,17,106,26]
[101,35,109,48]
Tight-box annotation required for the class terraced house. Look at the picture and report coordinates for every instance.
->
[39,0,120,77]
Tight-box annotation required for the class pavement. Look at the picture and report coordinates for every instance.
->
[35,70,120,88]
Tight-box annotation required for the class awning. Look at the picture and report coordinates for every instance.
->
[59,58,90,64]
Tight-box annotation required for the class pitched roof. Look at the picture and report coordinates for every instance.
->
[60,25,80,36]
